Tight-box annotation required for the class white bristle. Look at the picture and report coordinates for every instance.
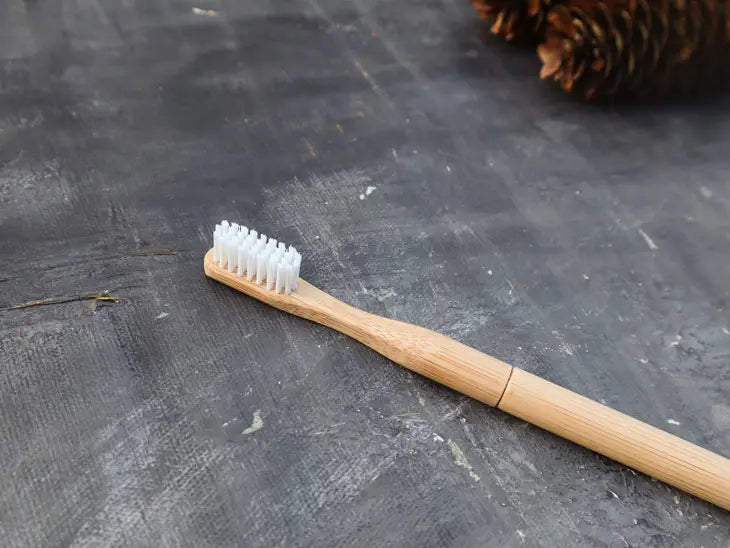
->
[221,233,230,268]
[275,264,284,294]
[248,240,263,280]
[256,249,269,284]
[218,225,227,264]
[246,246,257,280]
[292,254,301,290]
[212,221,303,293]
[213,226,221,263]
[237,244,247,277]
[282,264,292,294]
[266,253,278,290]
[241,236,253,274]
[227,234,237,272]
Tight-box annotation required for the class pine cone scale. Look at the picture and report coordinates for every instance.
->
[470,0,565,43]
[536,0,730,99]
[471,0,730,100]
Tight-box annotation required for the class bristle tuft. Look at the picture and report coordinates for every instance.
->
[212,221,302,294]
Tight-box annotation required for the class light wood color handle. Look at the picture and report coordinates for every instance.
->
[498,369,730,510]
[204,249,730,510]
[204,250,512,406]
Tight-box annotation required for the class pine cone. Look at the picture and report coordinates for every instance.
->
[471,0,562,43]
[538,0,730,100]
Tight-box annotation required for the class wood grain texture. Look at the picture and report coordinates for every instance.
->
[499,369,730,511]
[205,249,513,406]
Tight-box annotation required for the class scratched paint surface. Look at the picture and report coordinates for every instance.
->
[1,0,729,546]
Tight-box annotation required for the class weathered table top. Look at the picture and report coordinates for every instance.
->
[2,1,729,546]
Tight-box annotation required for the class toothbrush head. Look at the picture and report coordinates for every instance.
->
[212,220,302,294]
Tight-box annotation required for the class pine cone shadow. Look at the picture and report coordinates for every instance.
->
[455,20,542,81]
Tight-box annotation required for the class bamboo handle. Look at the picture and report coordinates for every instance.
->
[204,249,512,406]
[499,369,730,510]
[204,250,730,510]
[307,294,513,407]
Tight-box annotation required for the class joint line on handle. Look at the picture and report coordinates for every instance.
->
[495,365,515,408]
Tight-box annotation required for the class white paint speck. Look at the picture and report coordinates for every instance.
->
[155,312,169,320]
[559,343,575,356]
[723,327,730,335]
[583,274,590,281]
[667,418,681,426]
[516,530,526,542]
[361,286,397,301]
[392,148,398,159]
[699,186,713,199]
[487,269,493,275]
[637,228,659,251]
[242,410,264,435]
[637,358,648,364]
[192,7,218,16]
[359,186,377,200]
[418,394,426,407]
[446,165,452,173]
[432,433,444,442]
[608,489,619,499]
[446,439,480,482]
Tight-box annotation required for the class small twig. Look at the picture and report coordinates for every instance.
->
[6,292,120,310]
[133,251,178,257]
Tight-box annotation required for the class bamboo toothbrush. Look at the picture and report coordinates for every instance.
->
[204,220,730,511]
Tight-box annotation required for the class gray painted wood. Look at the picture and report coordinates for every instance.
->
[1,0,729,546]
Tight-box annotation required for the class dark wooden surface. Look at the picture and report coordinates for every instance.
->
[1,1,729,546]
